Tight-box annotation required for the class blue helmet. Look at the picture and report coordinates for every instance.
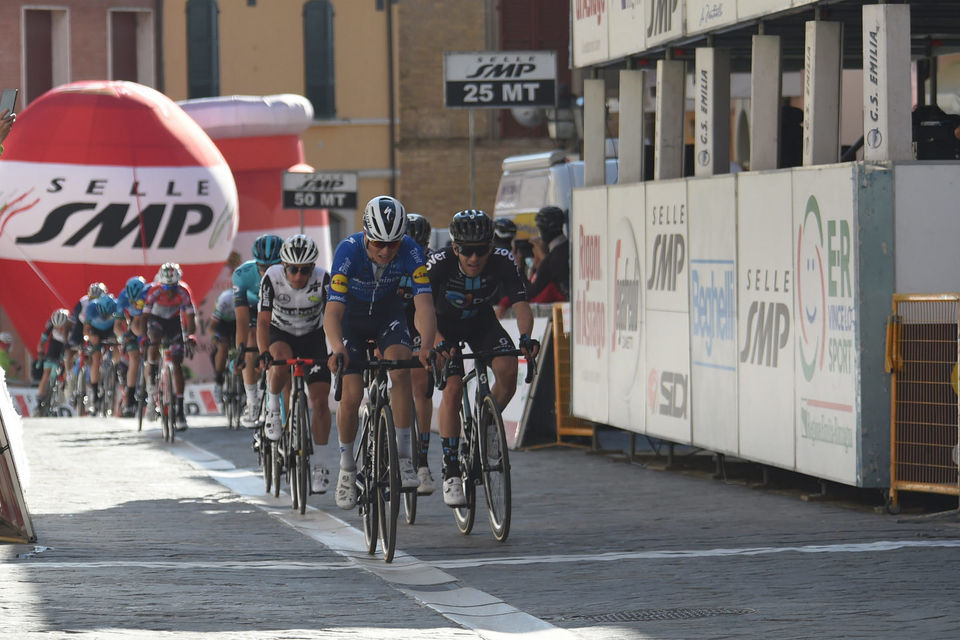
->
[95,295,117,318]
[124,276,147,301]
[253,234,284,265]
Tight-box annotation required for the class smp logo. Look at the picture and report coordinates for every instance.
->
[646,0,680,37]
[647,233,684,291]
[740,300,790,367]
[796,195,827,382]
[648,368,688,418]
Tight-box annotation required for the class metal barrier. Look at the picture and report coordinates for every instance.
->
[886,294,960,512]
[552,303,595,446]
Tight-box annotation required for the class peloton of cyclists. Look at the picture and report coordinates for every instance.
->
[426,209,540,506]
[143,262,197,431]
[325,195,437,510]
[115,276,149,416]
[234,234,284,427]
[257,234,333,492]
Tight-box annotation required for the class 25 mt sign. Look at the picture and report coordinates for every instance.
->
[444,51,557,109]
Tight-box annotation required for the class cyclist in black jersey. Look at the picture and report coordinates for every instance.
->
[426,209,540,506]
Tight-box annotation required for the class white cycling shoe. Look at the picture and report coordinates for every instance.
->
[335,469,357,510]
[398,457,420,489]
[417,466,436,495]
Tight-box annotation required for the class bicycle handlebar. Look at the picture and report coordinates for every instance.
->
[433,347,538,387]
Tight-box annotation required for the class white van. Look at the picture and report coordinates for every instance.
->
[493,146,618,240]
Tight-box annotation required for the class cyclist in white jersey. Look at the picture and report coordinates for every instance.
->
[257,234,333,493]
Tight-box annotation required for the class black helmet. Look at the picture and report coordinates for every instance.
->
[450,209,494,245]
[535,206,566,242]
[405,213,432,249]
[493,218,517,246]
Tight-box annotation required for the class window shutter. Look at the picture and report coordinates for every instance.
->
[187,0,220,98]
[304,0,335,119]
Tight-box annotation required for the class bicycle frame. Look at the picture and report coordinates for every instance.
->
[268,358,318,514]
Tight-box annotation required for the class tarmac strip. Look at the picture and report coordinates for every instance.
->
[174,439,576,640]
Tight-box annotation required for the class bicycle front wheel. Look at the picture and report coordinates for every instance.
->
[135,367,146,432]
[294,392,310,515]
[479,394,511,542]
[402,412,419,525]
[163,367,176,443]
[375,405,400,563]
[453,405,476,535]
[357,406,378,555]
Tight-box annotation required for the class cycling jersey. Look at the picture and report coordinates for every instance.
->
[213,289,236,323]
[70,295,91,325]
[232,260,263,309]
[426,246,527,320]
[84,294,118,331]
[144,282,196,320]
[115,288,147,319]
[527,235,570,302]
[328,233,431,316]
[259,264,330,337]
[40,319,68,347]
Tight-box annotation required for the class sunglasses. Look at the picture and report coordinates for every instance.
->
[456,243,491,257]
[369,239,401,250]
[285,264,314,275]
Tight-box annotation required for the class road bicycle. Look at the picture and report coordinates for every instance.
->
[94,339,122,417]
[223,347,245,430]
[436,345,536,543]
[70,345,89,417]
[333,349,432,563]
[268,357,325,515]
[134,357,148,432]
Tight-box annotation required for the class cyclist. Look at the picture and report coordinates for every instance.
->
[257,234,332,492]
[115,275,149,416]
[493,217,517,251]
[143,262,197,431]
[325,195,437,510]
[34,308,71,413]
[398,213,437,495]
[426,209,540,506]
[84,293,119,412]
[234,234,284,427]
[64,282,107,385]
[208,288,236,406]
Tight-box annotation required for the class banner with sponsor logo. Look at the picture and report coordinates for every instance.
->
[738,0,818,21]
[609,1,647,61]
[571,187,610,423]
[688,176,739,455]
[645,180,691,441]
[644,0,685,48]
[607,185,646,431]
[737,172,795,469]
[686,0,738,37]
[792,166,859,484]
[572,0,610,68]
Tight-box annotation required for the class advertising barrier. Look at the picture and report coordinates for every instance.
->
[0,371,36,543]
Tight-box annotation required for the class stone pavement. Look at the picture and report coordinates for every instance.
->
[2,414,960,639]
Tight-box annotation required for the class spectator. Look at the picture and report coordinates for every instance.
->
[526,206,570,303]
[493,218,517,251]
[0,331,23,381]
[0,108,14,156]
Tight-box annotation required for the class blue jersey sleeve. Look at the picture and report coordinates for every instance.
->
[327,239,355,305]
[402,238,431,297]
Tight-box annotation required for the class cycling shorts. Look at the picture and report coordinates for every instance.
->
[43,339,65,368]
[342,304,412,375]
[437,309,515,378]
[268,325,331,385]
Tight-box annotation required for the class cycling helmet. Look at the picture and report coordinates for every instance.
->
[535,205,566,242]
[95,296,117,318]
[0,331,12,344]
[252,234,284,265]
[88,282,107,300]
[363,195,407,242]
[493,218,517,245]
[50,309,70,328]
[449,209,494,245]
[405,213,432,249]
[124,276,147,301]
[279,233,319,265]
[158,262,182,286]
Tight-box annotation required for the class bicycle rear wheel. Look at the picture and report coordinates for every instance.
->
[293,392,310,514]
[224,369,236,429]
[453,406,476,535]
[74,365,87,417]
[479,394,511,541]
[357,406,378,555]
[402,413,419,525]
[260,427,273,494]
[135,366,146,432]
[375,405,400,563]
[270,436,282,498]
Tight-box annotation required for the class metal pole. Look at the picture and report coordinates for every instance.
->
[469,108,476,208]
[299,209,305,234]
[386,0,397,196]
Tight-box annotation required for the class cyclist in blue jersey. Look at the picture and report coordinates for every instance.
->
[325,195,437,510]
[64,282,106,389]
[233,234,284,426]
[84,293,119,410]
[115,276,149,416]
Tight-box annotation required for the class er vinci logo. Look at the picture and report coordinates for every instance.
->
[796,195,827,381]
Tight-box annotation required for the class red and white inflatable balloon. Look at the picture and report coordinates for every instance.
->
[0,81,238,355]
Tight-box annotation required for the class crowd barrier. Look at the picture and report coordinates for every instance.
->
[0,369,36,543]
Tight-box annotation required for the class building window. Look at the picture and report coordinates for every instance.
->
[304,0,335,119]
[187,0,220,98]
[109,10,156,87]
[22,8,69,105]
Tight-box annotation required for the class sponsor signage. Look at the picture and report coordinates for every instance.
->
[737,172,796,469]
[644,0,684,48]
[609,1,647,60]
[688,176,739,455]
[686,0,737,36]
[571,187,610,424]
[572,0,609,68]
[282,172,358,210]
[861,4,913,162]
[443,51,557,109]
[793,167,859,484]
[607,185,646,431]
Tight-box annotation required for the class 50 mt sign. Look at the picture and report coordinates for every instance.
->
[282,171,358,211]
[444,51,557,109]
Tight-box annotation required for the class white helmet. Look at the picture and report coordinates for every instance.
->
[279,234,319,265]
[363,195,407,242]
[158,262,182,286]
[51,308,70,327]
[0,331,12,343]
